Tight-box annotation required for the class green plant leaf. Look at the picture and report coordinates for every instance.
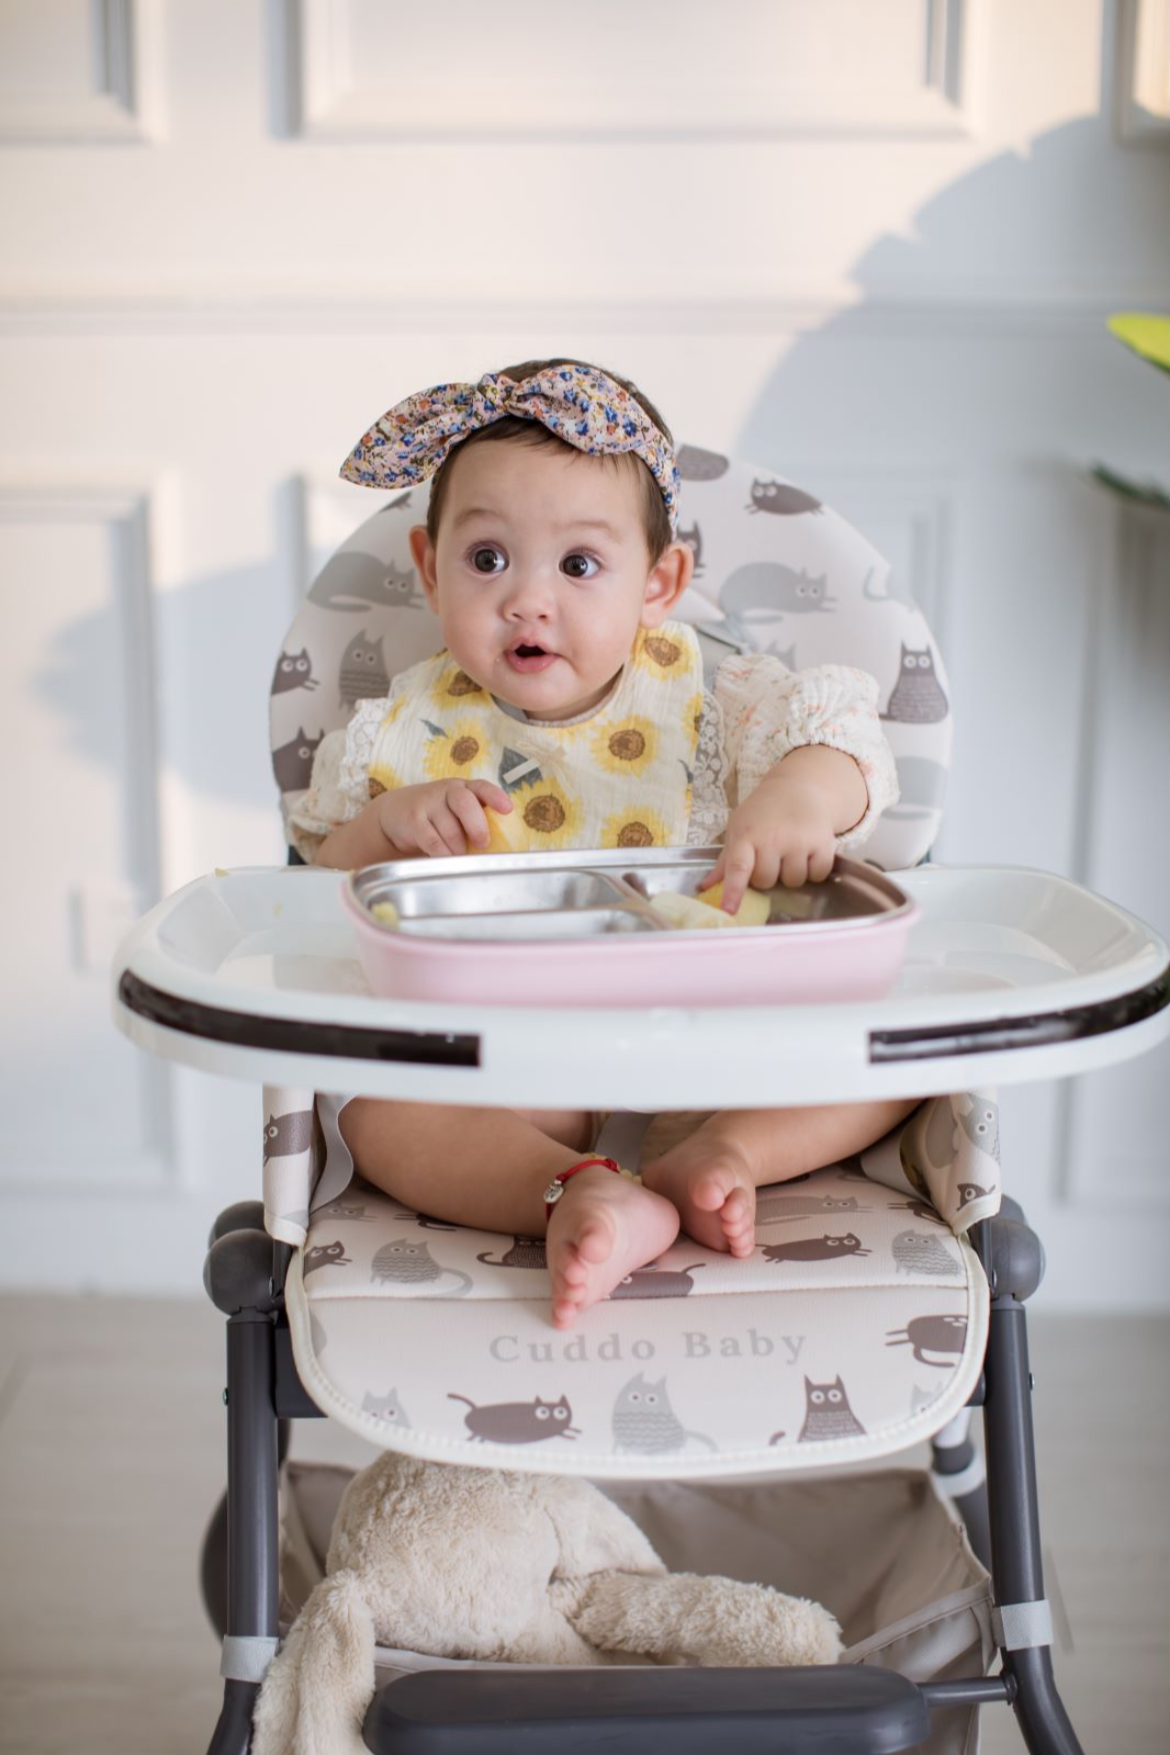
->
[1091,463,1170,512]
[1107,313,1170,373]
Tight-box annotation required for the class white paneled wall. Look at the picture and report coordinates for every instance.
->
[0,0,1167,1303]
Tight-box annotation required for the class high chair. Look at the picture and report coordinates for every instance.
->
[114,443,1170,1754]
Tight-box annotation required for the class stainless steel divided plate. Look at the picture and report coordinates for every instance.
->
[347,847,913,944]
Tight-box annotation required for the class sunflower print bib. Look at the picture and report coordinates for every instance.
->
[366,622,703,851]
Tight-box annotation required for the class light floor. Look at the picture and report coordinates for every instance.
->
[0,1296,1166,1755]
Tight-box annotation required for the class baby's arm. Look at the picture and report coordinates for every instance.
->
[700,655,898,912]
[701,745,866,910]
[314,778,513,870]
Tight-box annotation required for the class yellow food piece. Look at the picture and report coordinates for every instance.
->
[649,891,738,931]
[695,881,772,928]
[370,900,400,928]
[483,805,520,853]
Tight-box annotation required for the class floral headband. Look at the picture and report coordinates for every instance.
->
[339,363,681,536]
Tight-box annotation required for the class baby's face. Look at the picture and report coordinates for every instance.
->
[409,440,689,721]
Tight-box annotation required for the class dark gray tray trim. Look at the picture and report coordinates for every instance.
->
[116,971,481,1066]
[867,971,1170,1061]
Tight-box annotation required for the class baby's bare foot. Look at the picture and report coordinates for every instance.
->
[642,1124,760,1258]
[546,1169,679,1329]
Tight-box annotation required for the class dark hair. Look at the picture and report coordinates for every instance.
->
[424,358,674,560]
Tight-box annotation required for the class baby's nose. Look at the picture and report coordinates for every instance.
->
[501,568,555,618]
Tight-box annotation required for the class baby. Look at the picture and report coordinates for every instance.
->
[295,357,918,1328]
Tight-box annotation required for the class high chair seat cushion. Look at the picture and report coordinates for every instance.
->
[286,1160,988,1481]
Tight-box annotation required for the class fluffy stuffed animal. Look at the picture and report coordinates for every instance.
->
[253,1452,842,1755]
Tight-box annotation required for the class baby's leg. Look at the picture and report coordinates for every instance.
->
[640,1098,921,1257]
[339,1098,678,1327]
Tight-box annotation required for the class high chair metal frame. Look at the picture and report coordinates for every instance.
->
[113,447,1170,1754]
[196,1186,1073,1752]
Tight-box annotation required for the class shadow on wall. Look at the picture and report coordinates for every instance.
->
[736,116,1166,485]
[35,552,287,815]
[33,121,1167,834]
[728,116,1168,873]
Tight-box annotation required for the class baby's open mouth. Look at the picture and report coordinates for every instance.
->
[506,643,559,673]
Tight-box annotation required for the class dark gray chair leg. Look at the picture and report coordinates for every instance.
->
[977,1215,1085,1755]
[202,1421,291,1642]
[205,1226,282,1755]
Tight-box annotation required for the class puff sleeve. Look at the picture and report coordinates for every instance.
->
[714,654,899,850]
[285,695,389,863]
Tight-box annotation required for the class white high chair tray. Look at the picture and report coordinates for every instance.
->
[114,863,1169,1108]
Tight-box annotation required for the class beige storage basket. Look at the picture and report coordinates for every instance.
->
[278,1460,995,1755]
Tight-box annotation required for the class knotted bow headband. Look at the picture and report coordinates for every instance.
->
[339,364,680,536]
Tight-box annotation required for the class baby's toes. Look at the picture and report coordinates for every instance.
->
[552,1291,582,1326]
[691,1163,740,1214]
[721,1187,757,1256]
[558,1250,589,1289]
[574,1219,614,1266]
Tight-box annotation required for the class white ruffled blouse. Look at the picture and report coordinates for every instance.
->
[287,651,899,863]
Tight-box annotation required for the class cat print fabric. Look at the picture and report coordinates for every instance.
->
[286,1138,989,1479]
[272,648,319,697]
[263,1085,320,1245]
[858,1090,1002,1232]
[338,630,390,709]
[881,642,949,724]
[449,1391,580,1445]
[611,1373,716,1455]
[273,727,325,794]
[271,449,944,873]
[285,620,897,864]
[797,1375,867,1442]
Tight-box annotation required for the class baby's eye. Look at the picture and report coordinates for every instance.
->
[471,545,506,574]
[562,552,599,580]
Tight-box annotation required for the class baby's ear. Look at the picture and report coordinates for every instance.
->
[640,539,694,627]
[408,525,439,608]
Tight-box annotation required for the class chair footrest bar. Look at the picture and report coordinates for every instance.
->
[921,1676,1013,1709]
[362,1665,931,1755]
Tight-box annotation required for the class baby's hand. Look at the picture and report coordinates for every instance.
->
[375,779,513,858]
[698,767,837,913]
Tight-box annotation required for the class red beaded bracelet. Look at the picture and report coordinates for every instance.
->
[543,1156,623,1218]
